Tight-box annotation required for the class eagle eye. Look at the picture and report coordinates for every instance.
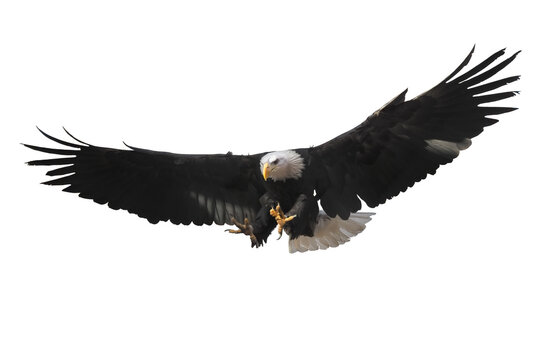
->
[272,158,280,165]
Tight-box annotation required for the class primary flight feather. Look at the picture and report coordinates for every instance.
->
[25,47,520,253]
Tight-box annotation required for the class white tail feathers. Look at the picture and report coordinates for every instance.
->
[289,212,375,254]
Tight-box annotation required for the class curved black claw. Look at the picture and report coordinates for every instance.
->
[225,217,261,248]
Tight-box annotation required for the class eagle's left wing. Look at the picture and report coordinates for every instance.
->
[309,47,520,219]
[25,129,265,227]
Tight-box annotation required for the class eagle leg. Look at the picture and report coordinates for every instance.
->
[225,217,261,248]
[270,203,296,240]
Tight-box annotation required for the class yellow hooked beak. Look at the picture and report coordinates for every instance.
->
[263,163,270,181]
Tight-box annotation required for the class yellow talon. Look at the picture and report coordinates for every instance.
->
[225,217,259,247]
[270,203,296,239]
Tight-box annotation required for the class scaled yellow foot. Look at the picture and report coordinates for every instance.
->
[270,203,296,239]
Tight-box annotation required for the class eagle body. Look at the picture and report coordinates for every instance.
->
[25,47,520,253]
[261,184,318,237]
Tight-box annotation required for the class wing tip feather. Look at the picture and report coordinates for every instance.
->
[123,141,138,150]
[63,127,91,146]
[32,127,82,148]
[442,45,476,83]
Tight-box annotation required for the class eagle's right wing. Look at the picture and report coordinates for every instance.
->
[25,129,265,226]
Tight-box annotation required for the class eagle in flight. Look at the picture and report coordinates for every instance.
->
[25,47,520,253]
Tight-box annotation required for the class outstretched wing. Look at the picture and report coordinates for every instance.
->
[311,47,520,218]
[25,129,265,226]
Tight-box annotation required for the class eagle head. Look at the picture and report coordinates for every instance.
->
[260,150,305,182]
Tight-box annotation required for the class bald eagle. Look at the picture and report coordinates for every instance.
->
[25,47,519,253]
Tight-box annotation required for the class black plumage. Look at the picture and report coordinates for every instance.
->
[26,129,264,227]
[311,48,519,216]
[25,47,520,251]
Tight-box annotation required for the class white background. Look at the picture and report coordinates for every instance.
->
[1,1,550,359]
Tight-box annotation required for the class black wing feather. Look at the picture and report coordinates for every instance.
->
[24,131,265,226]
[311,47,520,218]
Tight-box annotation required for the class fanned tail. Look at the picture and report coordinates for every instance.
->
[289,212,375,253]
